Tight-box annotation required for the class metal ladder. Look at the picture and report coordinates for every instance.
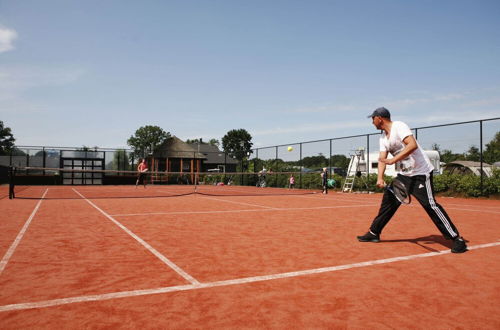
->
[342,148,364,193]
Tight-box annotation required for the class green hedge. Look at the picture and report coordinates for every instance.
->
[433,169,500,197]
[199,169,500,197]
[340,170,500,197]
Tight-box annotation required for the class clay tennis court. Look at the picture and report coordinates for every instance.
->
[1,185,499,328]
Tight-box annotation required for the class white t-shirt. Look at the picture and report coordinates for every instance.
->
[379,121,433,176]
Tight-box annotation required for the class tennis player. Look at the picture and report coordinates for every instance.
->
[135,158,148,188]
[357,107,467,253]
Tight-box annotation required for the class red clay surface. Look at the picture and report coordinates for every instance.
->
[1,185,499,329]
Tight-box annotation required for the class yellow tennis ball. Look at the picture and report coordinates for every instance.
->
[287,146,293,152]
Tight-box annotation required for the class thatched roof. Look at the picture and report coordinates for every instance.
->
[153,136,206,159]
[188,142,239,165]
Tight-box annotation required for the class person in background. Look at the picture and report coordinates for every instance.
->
[135,158,148,188]
[321,167,328,194]
[289,174,295,189]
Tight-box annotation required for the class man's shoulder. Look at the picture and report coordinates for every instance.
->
[392,120,409,127]
[393,121,412,134]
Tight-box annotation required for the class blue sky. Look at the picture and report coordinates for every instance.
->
[1,0,499,150]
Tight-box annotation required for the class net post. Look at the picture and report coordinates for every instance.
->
[193,151,198,193]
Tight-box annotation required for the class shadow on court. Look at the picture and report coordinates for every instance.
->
[380,235,468,252]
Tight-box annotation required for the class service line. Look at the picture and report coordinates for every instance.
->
[72,188,199,285]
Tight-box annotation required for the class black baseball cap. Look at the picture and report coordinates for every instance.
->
[367,107,391,119]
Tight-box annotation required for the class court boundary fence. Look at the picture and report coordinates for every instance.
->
[1,117,499,195]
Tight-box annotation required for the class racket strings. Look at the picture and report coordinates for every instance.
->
[392,180,410,203]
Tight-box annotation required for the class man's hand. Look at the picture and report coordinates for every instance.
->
[376,178,386,188]
[379,157,396,165]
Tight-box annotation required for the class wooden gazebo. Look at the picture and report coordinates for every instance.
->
[150,136,206,183]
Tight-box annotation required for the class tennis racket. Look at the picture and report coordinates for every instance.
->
[386,178,411,204]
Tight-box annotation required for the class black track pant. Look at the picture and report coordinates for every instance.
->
[369,172,460,239]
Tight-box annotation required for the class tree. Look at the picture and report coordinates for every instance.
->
[440,149,464,164]
[127,126,170,159]
[111,149,131,170]
[208,138,220,147]
[301,155,328,168]
[186,138,204,144]
[0,121,15,155]
[330,154,350,169]
[186,138,220,147]
[221,129,253,161]
[464,145,480,162]
[484,131,500,164]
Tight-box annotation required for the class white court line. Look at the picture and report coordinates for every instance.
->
[404,204,500,215]
[200,195,279,209]
[0,189,48,275]
[111,204,379,217]
[304,193,500,210]
[0,240,498,313]
[440,207,500,214]
[72,188,199,285]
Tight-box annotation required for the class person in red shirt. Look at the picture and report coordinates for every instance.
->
[135,158,148,188]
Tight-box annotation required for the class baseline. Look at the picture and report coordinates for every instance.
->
[1,240,498,313]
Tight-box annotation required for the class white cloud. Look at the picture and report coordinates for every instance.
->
[252,120,366,136]
[285,92,468,116]
[290,104,360,114]
[0,65,87,119]
[401,110,500,127]
[461,97,500,108]
[0,26,18,53]
[0,66,86,89]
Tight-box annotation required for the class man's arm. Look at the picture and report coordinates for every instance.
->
[377,151,389,188]
[379,135,417,166]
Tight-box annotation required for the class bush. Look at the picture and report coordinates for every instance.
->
[328,171,499,197]
[430,171,499,197]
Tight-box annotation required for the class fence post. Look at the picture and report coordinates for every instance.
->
[299,143,303,189]
[329,139,332,171]
[43,147,46,175]
[480,120,483,196]
[275,146,278,171]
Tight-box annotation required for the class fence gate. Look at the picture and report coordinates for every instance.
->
[60,150,104,185]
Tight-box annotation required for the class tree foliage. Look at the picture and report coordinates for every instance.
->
[127,126,170,159]
[221,129,253,161]
[186,138,220,147]
[484,131,500,164]
[111,149,131,170]
[208,138,220,147]
[0,121,15,155]
[434,132,500,164]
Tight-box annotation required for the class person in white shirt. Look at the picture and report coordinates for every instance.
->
[357,107,467,253]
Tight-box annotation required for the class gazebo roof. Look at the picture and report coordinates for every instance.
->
[153,136,206,159]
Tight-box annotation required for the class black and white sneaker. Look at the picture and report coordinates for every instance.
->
[357,231,380,243]
[451,237,468,253]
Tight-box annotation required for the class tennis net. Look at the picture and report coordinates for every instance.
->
[8,167,320,199]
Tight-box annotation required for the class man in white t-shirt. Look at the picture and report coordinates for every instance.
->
[357,107,467,253]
